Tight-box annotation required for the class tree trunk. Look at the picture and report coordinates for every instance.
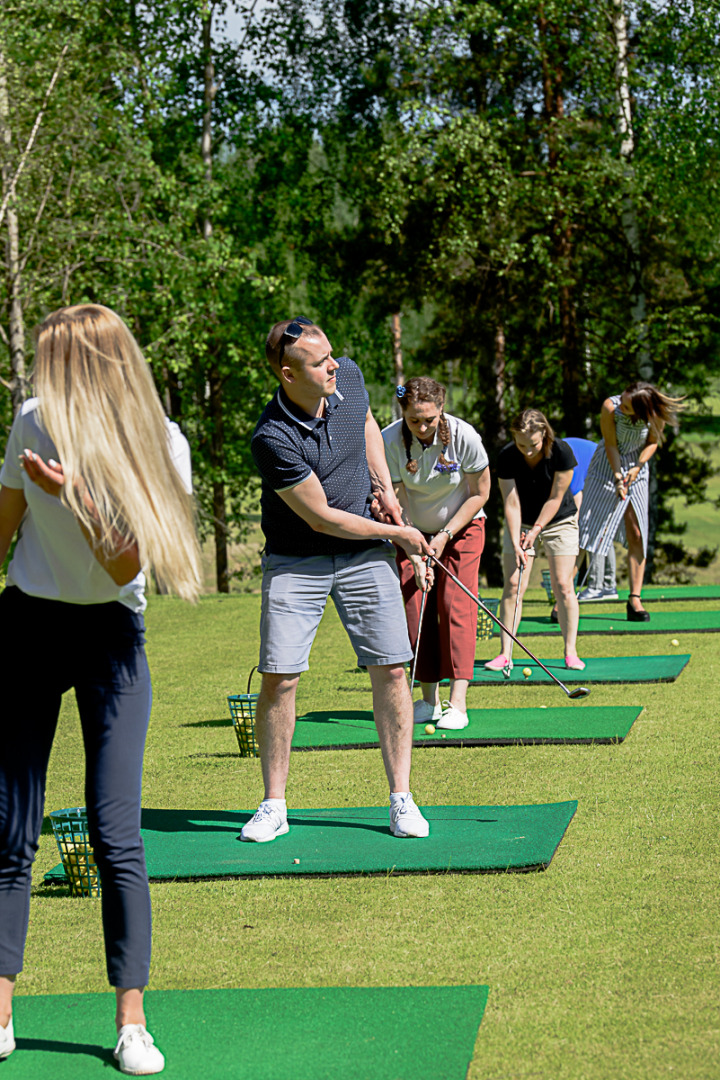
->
[0,46,27,413]
[538,8,581,430]
[391,311,403,419]
[201,10,229,592]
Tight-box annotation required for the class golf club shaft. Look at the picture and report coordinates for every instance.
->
[409,579,429,691]
[429,555,583,698]
[507,557,526,665]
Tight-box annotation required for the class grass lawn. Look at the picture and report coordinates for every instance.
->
[23,592,719,1079]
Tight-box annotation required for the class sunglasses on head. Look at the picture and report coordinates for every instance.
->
[277,316,314,365]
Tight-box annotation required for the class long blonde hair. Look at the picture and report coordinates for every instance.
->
[33,304,201,602]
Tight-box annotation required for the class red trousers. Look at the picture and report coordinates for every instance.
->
[396,518,485,683]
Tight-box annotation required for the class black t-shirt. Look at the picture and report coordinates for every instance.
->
[497,438,578,526]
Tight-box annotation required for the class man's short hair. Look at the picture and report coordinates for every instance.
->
[266,318,322,377]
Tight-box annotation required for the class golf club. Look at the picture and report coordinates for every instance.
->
[429,555,590,699]
[504,551,530,679]
[409,573,429,693]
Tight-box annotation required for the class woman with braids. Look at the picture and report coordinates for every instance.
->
[382,378,490,730]
[486,408,585,671]
[0,305,201,1074]
[578,381,683,621]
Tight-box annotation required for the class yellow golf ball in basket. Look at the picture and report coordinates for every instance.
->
[425,724,436,735]
[523,667,532,678]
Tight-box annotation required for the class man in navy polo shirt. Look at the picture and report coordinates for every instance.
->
[243,316,431,842]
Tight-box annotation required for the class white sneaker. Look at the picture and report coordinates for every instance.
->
[240,801,289,843]
[0,1017,15,1060]
[577,586,605,602]
[437,702,469,730]
[602,588,619,600]
[389,793,429,838]
[413,699,441,724]
[114,1024,165,1076]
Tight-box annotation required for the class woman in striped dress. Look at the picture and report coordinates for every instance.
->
[578,382,682,621]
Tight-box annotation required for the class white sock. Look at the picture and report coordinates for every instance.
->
[262,798,287,810]
[390,791,410,804]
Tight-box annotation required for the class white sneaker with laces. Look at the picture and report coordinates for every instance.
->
[577,586,606,602]
[113,1024,165,1076]
[602,588,619,600]
[240,801,289,843]
[413,699,442,724]
[389,793,429,838]
[437,702,469,730]
[0,1017,15,1060]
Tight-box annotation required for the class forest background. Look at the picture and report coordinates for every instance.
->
[2,0,719,591]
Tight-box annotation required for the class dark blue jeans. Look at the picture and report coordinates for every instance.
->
[0,587,153,987]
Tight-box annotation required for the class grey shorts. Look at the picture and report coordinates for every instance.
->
[259,545,413,674]
[502,514,579,558]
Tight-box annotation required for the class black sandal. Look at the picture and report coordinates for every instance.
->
[626,593,650,622]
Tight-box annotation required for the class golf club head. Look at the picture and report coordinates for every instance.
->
[502,665,512,680]
[568,686,591,699]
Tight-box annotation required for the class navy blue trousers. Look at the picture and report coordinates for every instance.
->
[0,587,153,987]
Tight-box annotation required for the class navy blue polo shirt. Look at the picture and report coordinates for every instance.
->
[251,355,382,557]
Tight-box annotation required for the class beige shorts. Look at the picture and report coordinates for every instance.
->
[503,513,579,558]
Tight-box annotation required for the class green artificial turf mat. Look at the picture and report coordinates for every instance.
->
[44,801,577,882]
[292,706,642,747]
[591,585,720,603]
[470,654,690,685]
[7,985,489,1079]
[516,610,720,635]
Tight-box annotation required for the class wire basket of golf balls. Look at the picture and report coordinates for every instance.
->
[228,667,260,758]
[541,569,555,603]
[49,806,101,898]
[477,598,500,640]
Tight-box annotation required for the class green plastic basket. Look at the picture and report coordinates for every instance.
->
[541,569,555,603]
[49,807,100,897]
[228,667,260,758]
[477,598,500,640]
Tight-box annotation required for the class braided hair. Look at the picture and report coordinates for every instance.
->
[396,377,456,474]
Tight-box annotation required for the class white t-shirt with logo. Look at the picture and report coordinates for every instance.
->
[0,398,192,613]
[382,413,489,534]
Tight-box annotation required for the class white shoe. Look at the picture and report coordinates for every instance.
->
[0,1017,15,1060]
[413,699,441,724]
[114,1025,165,1075]
[437,702,469,730]
[602,588,619,600]
[389,793,429,838]
[577,586,605,602]
[240,801,289,843]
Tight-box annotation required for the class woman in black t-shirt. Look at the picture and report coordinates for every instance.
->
[486,409,585,671]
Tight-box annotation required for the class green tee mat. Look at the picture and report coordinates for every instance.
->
[291,706,641,748]
[7,985,489,1080]
[45,801,577,882]
[516,610,720,635]
[586,585,720,603]
[470,653,690,685]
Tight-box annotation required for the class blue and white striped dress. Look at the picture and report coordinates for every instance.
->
[578,395,650,557]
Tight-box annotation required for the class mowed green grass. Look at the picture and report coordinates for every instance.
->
[22,592,718,1079]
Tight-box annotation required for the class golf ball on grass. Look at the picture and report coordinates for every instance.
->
[671,638,679,646]
[425,724,436,734]
[522,667,532,678]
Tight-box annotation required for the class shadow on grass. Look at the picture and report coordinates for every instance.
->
[181,718,233,728]
[14,1038,112,1064]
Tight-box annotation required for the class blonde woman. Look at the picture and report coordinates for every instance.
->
[486,408,585,671]
[0,305,200,1075]
[578,382,683,621]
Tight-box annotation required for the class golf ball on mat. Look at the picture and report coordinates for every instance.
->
[523,668,532,678]
[671,638,679,646]
[425,724,436,734]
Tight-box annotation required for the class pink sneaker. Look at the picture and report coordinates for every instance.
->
[484,655,511,671]
[565,655,586,670]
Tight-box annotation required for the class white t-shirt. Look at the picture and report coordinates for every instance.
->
[382,413,489,534]
[0,398,193,613]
